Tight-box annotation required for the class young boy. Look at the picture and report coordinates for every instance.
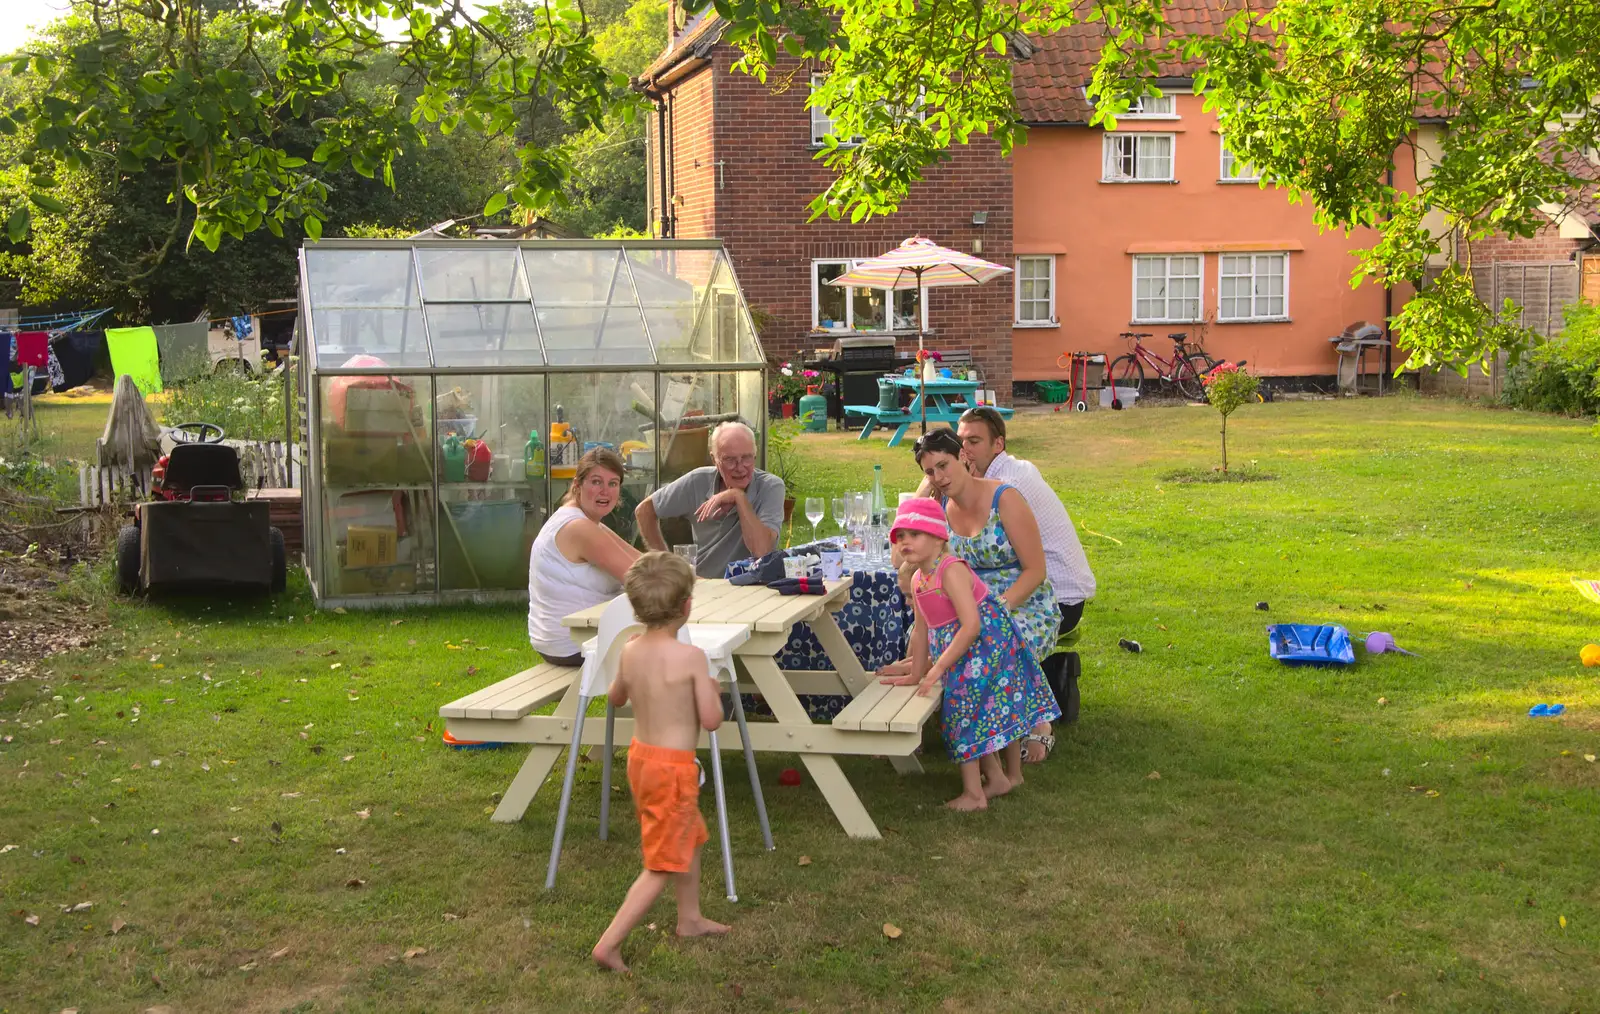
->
[592,551,730,972]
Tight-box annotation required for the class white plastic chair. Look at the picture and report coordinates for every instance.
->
[544,598,773,901]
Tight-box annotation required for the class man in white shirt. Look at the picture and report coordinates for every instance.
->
[956,408,1095,748]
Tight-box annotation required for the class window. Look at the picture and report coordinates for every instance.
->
[1014,256,1056,325]
[812,259,927,332]
[1218,253,1288,321]
[1219,139,1260,182]
[1133,255,1203,322]
[809,74,864,147]
[1123,93,1176,118]
[1102,133,1175,182]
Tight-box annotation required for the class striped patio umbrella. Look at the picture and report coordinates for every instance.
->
[827,236,1011,433]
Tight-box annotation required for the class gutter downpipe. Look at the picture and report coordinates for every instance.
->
[657,99,670,238]
[1384,163,1395,377]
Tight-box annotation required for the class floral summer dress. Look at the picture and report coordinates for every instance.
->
[913,555,1061,763]
[947,484,1059,665]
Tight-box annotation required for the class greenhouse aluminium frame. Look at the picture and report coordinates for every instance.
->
[297,237,768,609]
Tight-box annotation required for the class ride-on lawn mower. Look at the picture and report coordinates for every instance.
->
[116,423,287,596]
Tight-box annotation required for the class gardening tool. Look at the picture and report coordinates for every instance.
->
[1064,352,1092,412]
[1362,631,1419,656]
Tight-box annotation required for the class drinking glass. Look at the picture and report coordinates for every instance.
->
[672,544,698,569]
[830,497,845,538]
[804,497,824,545]
[850,493,869,550]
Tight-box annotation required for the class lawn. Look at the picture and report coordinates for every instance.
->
[3,397,1600,1013]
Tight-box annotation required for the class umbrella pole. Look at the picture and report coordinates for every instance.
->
[917,267,927,435]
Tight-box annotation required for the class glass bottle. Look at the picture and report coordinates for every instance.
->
[871,464,886,525]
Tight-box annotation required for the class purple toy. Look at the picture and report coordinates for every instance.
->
[1363,631,1419,656]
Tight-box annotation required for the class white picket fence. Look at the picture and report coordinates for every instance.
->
[79,440,301,507]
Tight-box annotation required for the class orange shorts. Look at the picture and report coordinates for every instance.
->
[627,739,708,874]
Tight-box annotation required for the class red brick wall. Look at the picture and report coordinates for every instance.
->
[656,50,1016,399]
[1464,226,1588,265]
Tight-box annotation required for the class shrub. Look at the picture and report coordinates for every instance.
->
[1201,362,1261,473]
[1502,303,1600,418]
[161,360,296,441]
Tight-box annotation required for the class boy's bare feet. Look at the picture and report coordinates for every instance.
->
[946,792,988,811]
[677,917,731,938]
[592,944,629,973]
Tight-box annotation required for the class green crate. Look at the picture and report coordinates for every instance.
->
[1035,380,1071,404]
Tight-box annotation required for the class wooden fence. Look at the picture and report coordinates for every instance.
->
[80,440,302,507]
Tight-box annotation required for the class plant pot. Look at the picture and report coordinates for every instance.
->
[783,496,796,523]
[781,402,796,419]
[922,361,939,382]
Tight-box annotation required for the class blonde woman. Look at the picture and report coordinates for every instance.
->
[527,448,641,666]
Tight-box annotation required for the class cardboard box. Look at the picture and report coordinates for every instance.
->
[343,387,418,436]
[323,434,433,486]
[346,525,397,568]
[338,562,416,595]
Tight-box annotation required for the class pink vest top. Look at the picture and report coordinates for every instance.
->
[911,555,989,628]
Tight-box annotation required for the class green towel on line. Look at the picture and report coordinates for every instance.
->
[106,326,163,395]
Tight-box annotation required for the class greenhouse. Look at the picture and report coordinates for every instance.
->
[296,238,767,608]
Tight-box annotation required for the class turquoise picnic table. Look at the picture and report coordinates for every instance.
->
[843,375,1014,448]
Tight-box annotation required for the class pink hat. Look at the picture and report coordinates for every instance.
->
[890,496,949,542]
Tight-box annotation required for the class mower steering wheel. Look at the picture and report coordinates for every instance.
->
[171,422,226,444]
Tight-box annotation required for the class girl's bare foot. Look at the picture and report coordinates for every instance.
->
[946,792,988,811]
[983,772,1014,799]
[677,917,731,938]
[592,944,629,973]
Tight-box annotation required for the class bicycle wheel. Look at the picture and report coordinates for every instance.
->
[1108,354,1144,409]
[1176,355,1212,401]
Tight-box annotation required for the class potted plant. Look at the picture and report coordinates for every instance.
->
[769,361,807,418]
[765,420,802,521]
[916,348,943,381]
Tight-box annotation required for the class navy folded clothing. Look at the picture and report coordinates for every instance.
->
[729,551,786,585]
[766,576,827,596]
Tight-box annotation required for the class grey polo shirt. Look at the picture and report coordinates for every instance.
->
[648,467,786,578]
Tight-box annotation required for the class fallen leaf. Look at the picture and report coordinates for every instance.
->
[1560,914,1568,929]
[298,731,309,740]
[1425,789,1440,798]
[335,847,347,855]
[238,961,257,971]
[320,649,339,657]
[1587,755,1596,763]
[1147,771,1161,780]
[270,947,290,960]
[281,792,302,799]
[270,821,282,835]
[882,923,903,939]
[111,917,126,935]
[70,902,93,913]
[346,878,366,888]
[342,755,354,762]
[330,663,342,670]
[797,855,812,866]
[69,855,85,866]
[228,837,241,844]
[333,607,348,614]
[0,844,16,854]
[444,912,460,921]
[730,983,745,998]
[390,619,404,626]
[466,666,477,676]
[25,913,40,925]
[144,1007,175,1014]
[1377,697,1388,706]
[403,947,427,960]
[356,809,371,819]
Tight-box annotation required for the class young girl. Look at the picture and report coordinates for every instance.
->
[881,496,1061,811]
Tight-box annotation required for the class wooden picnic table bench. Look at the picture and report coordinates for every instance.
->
[438,578,941,839]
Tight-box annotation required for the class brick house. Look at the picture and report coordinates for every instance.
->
[639,5,1421,394]
[639,10,1017,398]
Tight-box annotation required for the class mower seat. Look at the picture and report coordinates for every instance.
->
[163,442,244,496]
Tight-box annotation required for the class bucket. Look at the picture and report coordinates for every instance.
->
[1101,386,1140,409]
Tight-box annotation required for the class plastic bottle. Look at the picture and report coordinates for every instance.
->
[442,433,467,483]
[871,464,886,525]
[524,428,545,479]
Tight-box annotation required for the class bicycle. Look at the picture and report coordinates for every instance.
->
[1106,331,1218,407]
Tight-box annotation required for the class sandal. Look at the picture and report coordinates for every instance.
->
[1021,732,1055,764]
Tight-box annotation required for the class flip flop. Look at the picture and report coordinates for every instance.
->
[1529,703,1553,717]
[1547,703,1566,716]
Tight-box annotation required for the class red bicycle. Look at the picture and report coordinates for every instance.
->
[1107,331,1217,407]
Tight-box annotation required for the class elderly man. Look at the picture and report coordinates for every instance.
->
[635,421,785,578]
[953,407,1095,736]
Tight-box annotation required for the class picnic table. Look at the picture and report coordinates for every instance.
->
[843,375,1013,448]
[439,578,939,839]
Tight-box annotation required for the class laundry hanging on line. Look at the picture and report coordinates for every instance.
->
[105,326,163,395]
[14,331,49,368]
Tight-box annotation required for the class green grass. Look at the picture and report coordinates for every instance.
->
[4,398,1600,1012]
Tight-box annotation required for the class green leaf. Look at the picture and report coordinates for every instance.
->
[6,206,30,244]
[483,191,508,217]
[303,214,322,241]
[29,193,67,215]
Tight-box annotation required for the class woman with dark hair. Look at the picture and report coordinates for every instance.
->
[527,447,641,666]
[886,429,1060,783]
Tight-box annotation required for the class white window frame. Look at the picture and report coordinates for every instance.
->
[811,259,929,333]
[1218,138,1261,182]
[1120,93,1177,119]
[1014,255,1057,326]
[809,73,862,148]
[1217,252,1289,322]
[1102,132,1176,182]
[1131,254,1204,324]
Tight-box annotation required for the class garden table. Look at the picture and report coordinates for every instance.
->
[441,579,935,839]
[843,375,1013,448]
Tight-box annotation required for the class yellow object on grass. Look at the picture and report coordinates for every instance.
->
[1574,578,1600,606]
[1582,644,1600,668]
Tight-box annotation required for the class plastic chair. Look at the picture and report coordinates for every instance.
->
[544,598,774,901]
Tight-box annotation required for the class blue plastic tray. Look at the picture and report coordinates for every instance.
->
[1266,624,1355,666]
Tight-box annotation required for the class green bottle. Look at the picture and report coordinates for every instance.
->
[442,433,467,483]
[524,429,545,479]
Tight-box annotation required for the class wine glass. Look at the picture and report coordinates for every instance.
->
[850,493,870,550]
[804,497,824,545]
[830,497,846,543]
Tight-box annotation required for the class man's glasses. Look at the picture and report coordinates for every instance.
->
[718,454,756,468]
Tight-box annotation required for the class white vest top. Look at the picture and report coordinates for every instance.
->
[527,505,623,658]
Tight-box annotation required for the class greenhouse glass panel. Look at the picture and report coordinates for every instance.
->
[425,304,545,367]
[538,306,653,366]
[523,247,633,305]
[417,246,527,302]
[311,308,432,369]
[547,371,656,541]
[629,248,716,362]
[656,370,764,487]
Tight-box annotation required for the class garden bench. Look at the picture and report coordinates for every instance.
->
[439,661,581,721]
[831,679,942,733]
